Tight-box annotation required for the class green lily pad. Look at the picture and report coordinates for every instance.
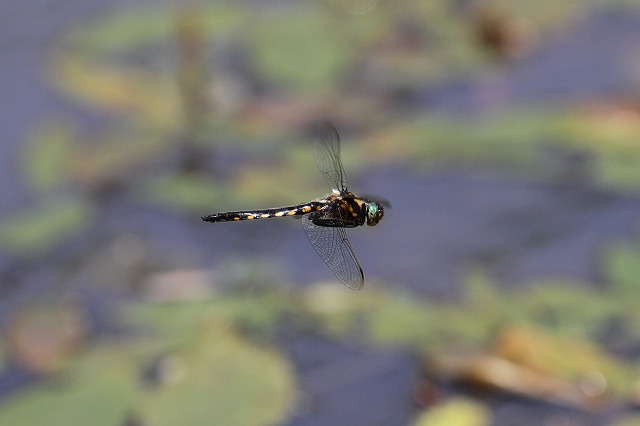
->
[413,398,489,426]
[0,347,137,426]
[137,321,295,426]
[0,196,93,254]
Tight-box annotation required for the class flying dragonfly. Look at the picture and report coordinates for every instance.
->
[202,123,387,290]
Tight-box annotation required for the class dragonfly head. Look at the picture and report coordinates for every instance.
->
[366,202,384,226]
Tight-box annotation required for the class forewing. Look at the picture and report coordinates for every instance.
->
[314,122,347,191]
[302,215,364,290]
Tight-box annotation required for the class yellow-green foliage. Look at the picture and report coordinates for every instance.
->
[0,197,92,254]
[414,398,490,426]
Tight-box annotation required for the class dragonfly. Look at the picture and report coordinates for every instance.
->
[202,122,387,290]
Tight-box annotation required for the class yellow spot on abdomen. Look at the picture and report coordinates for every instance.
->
[261,214,270,218]
[247,215,255,220]
[233,217,241,221]
[275,211,285,217]
[302,206,312,213]
[288,211,297,216]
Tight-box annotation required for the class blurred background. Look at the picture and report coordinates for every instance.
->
[3,0,640,424]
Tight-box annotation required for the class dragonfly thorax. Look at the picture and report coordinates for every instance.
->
[365,202,384,226]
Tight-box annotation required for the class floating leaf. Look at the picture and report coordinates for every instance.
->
[141,174,224,212]
[23,120,77,192]
[0,347,137,426]
[137,322,295,426]
[0,196,93,254]
[413,398,489,426]
[603,242,640,297]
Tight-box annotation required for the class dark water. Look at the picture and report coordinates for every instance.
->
[414,8,640,113]
[286,336,416,426]
[279,168,640,297]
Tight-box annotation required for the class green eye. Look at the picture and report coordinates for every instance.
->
[366,202,383,226]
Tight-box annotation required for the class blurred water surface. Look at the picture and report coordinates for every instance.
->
[3,1,640,425]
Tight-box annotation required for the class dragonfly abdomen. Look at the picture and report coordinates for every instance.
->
[201,202,324,223]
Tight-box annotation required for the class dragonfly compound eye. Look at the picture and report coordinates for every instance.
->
[366,203,384,226]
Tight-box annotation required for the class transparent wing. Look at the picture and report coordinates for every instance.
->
[302,215,364,290]
[314,122,347,191]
